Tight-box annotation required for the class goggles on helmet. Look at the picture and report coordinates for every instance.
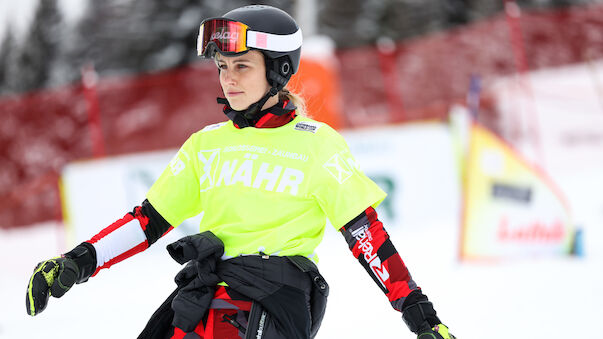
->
[197,18,303,57]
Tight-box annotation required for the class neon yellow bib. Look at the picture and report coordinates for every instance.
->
[147,117,386,260]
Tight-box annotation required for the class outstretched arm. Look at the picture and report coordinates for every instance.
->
[26,199,172,316]
[339,206,455,338]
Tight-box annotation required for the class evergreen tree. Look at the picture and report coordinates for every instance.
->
[69,0,125,76]
[0,28,17,94]
[318,0,450,48]
[70,0,196,75]
[12,0,64,93]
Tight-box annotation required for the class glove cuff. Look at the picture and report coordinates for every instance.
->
[402,300,441,334]
[64,242,97,284]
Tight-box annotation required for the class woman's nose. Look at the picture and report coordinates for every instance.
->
[222,69,237,85]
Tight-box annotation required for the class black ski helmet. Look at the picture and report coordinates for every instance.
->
[197,5,302,91]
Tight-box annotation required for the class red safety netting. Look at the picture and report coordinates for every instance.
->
[0,63,224,228]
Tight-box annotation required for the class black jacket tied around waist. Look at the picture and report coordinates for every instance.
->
[138,231,329,339]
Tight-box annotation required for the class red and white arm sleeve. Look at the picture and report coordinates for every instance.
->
[340,206,419,312]
[85,200,173,277]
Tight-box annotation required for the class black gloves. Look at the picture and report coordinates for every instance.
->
[26,242,97,316]
[26,256,79,316]
[402,293,457,339]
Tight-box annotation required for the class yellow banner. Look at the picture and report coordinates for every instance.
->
[460,123,573,260]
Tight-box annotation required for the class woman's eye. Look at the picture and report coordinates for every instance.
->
[237,64,248,69]
[218,64,226,70]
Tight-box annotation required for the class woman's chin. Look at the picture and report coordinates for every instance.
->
[231,105,249,111]
[226,99,251,111]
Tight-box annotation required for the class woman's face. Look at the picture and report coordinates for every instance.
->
[215,50,277,111]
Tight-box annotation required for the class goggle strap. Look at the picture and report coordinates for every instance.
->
[247,29,302,52]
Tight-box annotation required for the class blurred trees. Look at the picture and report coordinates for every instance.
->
[318,0,453,48]
[0,0,295,94]
[315,0,527,48]
[67,0,292,77]
[68,0,202,77]
[3,0,64,94]
[0,0,600,95]
[316,0,602,48]
[0,29,16,95]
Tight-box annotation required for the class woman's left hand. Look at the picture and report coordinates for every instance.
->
[417,324,456,339]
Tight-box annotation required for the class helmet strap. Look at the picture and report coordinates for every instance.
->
[243,86,279,119]
[217,86,279,128]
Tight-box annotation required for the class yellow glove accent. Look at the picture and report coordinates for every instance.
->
[417,324,456,339]
[41,259,60,287]
[434,324,455,339]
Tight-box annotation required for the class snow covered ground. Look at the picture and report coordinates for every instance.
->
[2,209,603,339]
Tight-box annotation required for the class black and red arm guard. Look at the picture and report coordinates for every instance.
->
[340,206,438,318]
[67,199,173,280]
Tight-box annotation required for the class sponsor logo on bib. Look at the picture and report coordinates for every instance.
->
[197,147,306,195]
[294,121,321,133]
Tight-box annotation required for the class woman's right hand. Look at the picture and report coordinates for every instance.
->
[25,256,79,316]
